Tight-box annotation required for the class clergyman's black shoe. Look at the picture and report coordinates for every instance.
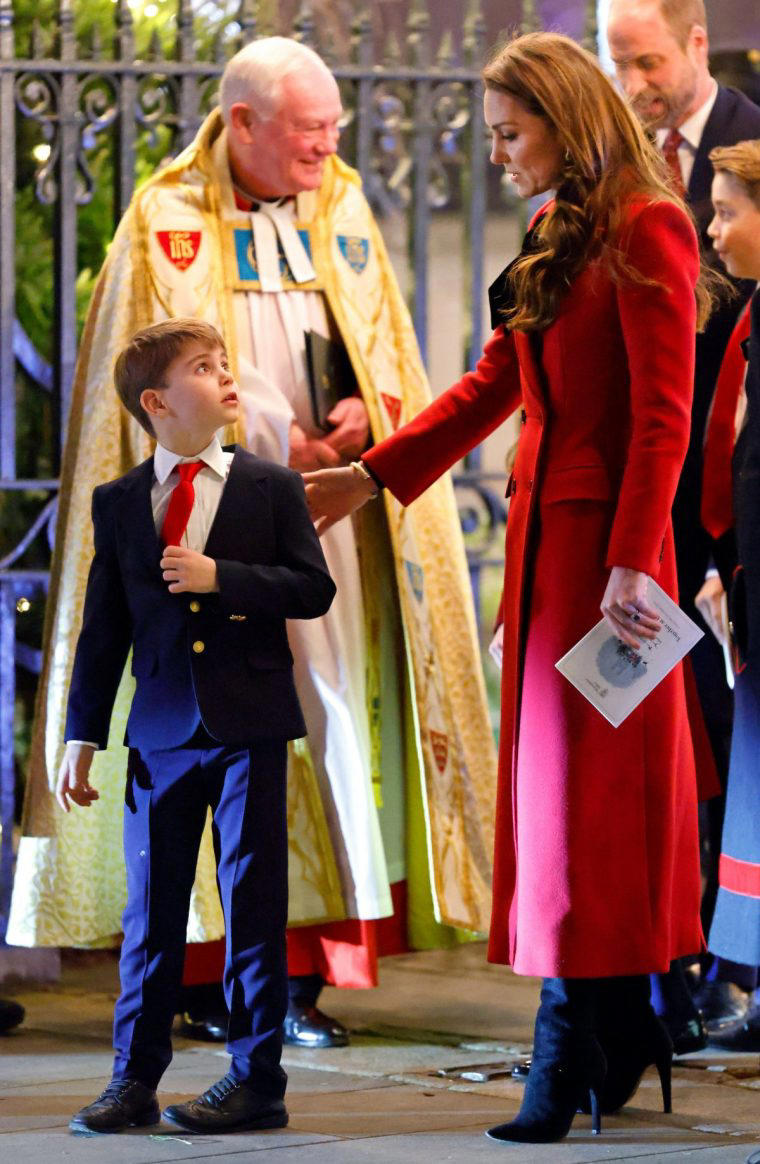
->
[0,999,25,1034]
[176,1011,227,1042]
[163,1073,288,1134]
[694,980,749,1031]
[667,1015,707,1056]
[283,1004,349,1048]
[707,1006,760,1052]
[69,1079,160,1134]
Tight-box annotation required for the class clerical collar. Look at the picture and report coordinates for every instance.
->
[232,185,294,214]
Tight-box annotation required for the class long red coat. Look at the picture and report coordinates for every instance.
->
[365,198,704,977]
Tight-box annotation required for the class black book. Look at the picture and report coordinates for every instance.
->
[304,330,358,432]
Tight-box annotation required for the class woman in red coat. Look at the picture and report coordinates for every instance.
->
[306,32,707,1143]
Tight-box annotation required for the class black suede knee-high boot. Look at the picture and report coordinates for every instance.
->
[592,975,672,1114]
[486,978,606,1144]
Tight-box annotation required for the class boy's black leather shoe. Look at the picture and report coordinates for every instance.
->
[69,1079,160,1134]
[163,1074,288,1134]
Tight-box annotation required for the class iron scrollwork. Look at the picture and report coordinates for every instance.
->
[356,77,474,214]
[136,74,179,149]
[428,79,471,209]
[16,70,119,205]
[77,74,119,203]
[454,477,508,564]
[15,71,60,204]
[367,81,413,212]
[0,497,58,572]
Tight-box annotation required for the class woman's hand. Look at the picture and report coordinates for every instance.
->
[304,465,375,536]
[600,566,662,650]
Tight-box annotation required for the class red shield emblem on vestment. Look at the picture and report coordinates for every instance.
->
[156,230,202,271]
[380,393,402,430]
[429,730,449,774]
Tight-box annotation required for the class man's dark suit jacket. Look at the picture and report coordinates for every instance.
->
[65,446,336,754]
[674,84,760,609]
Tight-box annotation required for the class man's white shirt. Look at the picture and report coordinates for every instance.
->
[656,80,718,190]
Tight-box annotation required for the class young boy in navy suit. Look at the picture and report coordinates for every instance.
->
[57,318,335,1135]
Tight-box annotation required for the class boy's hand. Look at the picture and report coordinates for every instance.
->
[695,573,728,646]
[56,743,99,813]
[161,546,219,594]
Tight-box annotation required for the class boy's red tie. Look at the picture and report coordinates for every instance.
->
[161,460,204,546]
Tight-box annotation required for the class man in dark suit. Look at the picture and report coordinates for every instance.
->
[607,0,760,1037]
[56,317,335,1135]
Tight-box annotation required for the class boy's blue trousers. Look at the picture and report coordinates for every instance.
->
[111,735,288,1097]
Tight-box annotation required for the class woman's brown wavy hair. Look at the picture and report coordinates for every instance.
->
[483,31,712,331]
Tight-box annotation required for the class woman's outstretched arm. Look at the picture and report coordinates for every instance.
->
[306,324,522,533]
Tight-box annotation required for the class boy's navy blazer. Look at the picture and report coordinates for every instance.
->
[689,86,760,439]
[687,86,760,451]
[673,85,760,600]
[65,446,336,753]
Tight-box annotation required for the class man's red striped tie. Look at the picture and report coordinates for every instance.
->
[662,128,686,196]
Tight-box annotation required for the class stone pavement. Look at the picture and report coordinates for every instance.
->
[1,943,759,1163]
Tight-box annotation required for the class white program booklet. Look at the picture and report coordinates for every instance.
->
[555,578,703,728]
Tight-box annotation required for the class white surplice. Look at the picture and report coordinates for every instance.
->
[228,192,393,921]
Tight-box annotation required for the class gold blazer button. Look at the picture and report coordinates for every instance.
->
[192,640,205,654]
[189,600,200,613]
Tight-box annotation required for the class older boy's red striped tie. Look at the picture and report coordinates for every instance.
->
[161,461,204,546]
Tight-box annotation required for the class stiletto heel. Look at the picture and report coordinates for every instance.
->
[655,1049,672,1113]
[487,979,607,1144]
[486,1038,606,1144]
[594,1008,674,1114]
[588,1087,602,1136]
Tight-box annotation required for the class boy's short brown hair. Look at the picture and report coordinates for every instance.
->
[114,318,227,436]
[710,140,760,209]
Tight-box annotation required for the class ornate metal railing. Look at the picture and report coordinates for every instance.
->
[0,0,599,942]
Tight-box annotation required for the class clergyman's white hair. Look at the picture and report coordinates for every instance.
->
[220,36,335,123]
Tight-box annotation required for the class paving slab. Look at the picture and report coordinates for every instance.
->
[0,1127,338,1163]
[1,944,760,1164]
[316,945,541,1045]
[263,1131,760,1164]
